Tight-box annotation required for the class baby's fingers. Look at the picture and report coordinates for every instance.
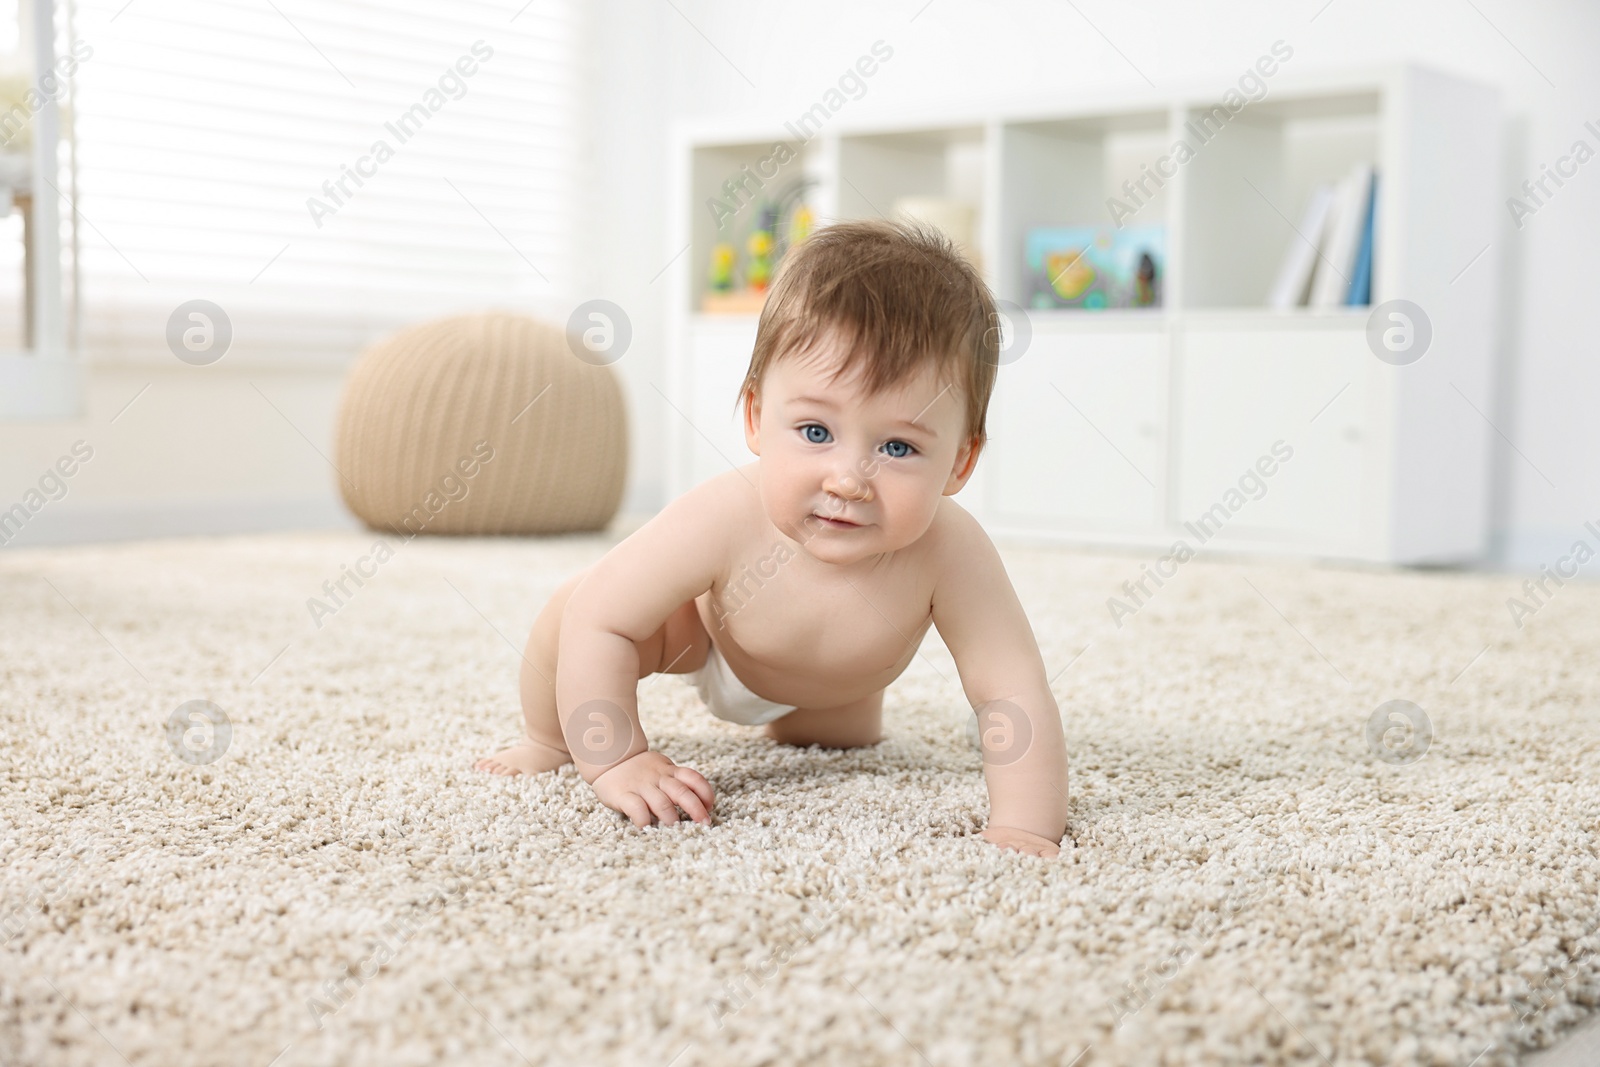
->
[614,792,655,828]
[661,777,711,824]
[673,766,715,809]
[640,784,681,826]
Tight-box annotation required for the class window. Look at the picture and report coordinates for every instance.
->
[70,0,583,364]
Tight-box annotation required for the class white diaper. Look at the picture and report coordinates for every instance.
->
[686,642,798,726]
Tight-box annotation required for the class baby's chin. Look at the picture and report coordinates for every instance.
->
[786,517,930,565]
[794,538,878,568]
[774,513,859,552]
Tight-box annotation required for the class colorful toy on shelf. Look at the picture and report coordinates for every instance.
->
[707,242,736,293]
[1025,224,1165,310]
[700,178,817,314]
[746,204,777,291]
[1135,252,1158,307]
[746,228,773,290]
[771,176,817,262]
[700,217,775,314]
[1047,248,1098,302]
[787,202,814,251]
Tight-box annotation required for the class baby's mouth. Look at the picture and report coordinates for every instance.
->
[811,512,862,529]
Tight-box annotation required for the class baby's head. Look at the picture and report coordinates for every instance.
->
[737,218,999,563]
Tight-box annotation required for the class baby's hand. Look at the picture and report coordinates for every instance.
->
[981,825,1061,858]
[590,750,715,827]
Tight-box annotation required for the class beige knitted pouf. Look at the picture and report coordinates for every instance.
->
[334,312,627,536]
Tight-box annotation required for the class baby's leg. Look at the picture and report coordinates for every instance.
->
[474,570,586,775]
[474,570,712,776]
[764,689,885,749]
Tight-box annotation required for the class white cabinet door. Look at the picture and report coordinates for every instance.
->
[686,317,760,488]
[989,326,1167,531]
[1175,327,1371,548]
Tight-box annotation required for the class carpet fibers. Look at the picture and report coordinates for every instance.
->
[1,530,1597,1066]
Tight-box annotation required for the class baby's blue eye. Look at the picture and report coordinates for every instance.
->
[882,440,914,458]
[801,424,830,444]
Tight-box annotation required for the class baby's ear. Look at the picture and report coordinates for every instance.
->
[742,389,762,456]
[943,434,983,495]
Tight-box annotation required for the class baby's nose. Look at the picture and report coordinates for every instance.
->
[825,465,873,502]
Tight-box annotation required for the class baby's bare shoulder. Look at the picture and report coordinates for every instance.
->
[926,500,1035,651]
[661,463,761,535]
[623,463,766,568]
[920,498,1013,600]
[570,466,757,636]
[921,496,992,565]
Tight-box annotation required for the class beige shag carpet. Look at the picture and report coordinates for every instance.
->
[2,530,1598,1067]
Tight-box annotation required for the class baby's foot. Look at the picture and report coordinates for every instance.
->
[474,736,571,776]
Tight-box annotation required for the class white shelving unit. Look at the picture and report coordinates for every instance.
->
[665,64,1501,565]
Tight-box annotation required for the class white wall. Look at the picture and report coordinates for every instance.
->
[583,0,673,521]
[0,365,354,546]
[606,0,1600,570]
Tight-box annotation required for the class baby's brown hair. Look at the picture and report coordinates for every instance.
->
[735,218,1000,449]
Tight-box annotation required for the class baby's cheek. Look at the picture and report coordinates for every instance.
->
[892,494,938,537]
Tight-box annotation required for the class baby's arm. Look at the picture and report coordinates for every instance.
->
[930,507,1069,857]
[557,480,733,826]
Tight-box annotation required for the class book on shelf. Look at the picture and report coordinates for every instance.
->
[1345,172,1378,306]
[1267,183,1334,310]
[1268,163,1378,309]
[1310,163,1374,307]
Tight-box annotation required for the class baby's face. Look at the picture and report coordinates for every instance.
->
[743,332,979,566]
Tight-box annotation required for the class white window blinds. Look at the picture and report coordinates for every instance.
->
[70,0,582,364]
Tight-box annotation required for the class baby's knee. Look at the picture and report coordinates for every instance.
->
[547,566,592,620]
[530,566,593,653]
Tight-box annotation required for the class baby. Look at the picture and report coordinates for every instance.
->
[476,218,1068,857]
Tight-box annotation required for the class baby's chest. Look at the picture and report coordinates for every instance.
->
[708,564,933,676]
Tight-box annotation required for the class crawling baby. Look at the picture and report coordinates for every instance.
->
[475,218,1068,857]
